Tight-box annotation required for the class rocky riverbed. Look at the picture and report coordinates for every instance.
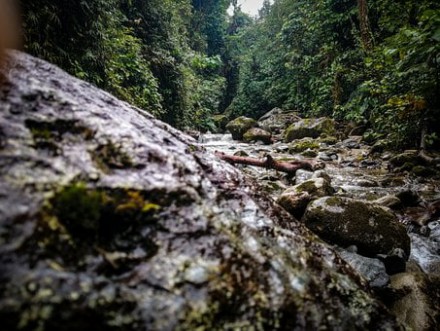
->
[0,51,438,330]
[202,110,440,330]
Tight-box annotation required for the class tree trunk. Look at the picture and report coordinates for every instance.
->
[357,0,373,52]
[215,152,324,175]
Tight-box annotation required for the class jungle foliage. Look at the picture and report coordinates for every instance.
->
[20,0,230,129]
[20,0,440,148]
[230,0,440,148]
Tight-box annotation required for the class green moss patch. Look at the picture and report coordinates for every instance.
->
[26,119,94,141]
[33,184,162,269]
[26,119,94,155]
[92,141,133,172]
[288,138,320,153]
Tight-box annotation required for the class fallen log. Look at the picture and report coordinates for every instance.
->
[215,152,324,175]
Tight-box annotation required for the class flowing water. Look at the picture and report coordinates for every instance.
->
[201,133,440,277]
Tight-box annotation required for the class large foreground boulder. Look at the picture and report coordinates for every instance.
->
[0,51,401,330]
[303,197,411,258]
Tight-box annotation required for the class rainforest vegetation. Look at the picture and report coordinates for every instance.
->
[20,0,440,149]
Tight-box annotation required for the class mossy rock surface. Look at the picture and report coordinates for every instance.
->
[288,138,320,153]
[285,117,336,142]
[277,178,334,219]
[303,197,411,258]
[243,127,272,144]
[0,51,402,330]
[225,116,257,140]
[258,108,301,133]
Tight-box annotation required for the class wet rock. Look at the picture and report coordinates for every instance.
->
[312,170,332,183]
[285,117,336,142]
[277,178,334,219]
[226,116,257,140]
[389,262,440,331]
[374,195,403,210]
[318,151,338,161]
[273,143,289,153]
[0,51,401,330]
[336,249,390,288]
[409,221,440,276]
[294,169,314,185]
[341,137,362,149]
[258,108,300,134]
[303,197,411,257]
[277,191,311,220]
[288,137,320,153]
[243,127,272,144]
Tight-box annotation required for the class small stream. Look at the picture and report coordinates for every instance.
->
[201,133,440,277]
[201,133,440,199]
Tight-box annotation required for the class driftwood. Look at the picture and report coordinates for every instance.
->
[215,152,323,175]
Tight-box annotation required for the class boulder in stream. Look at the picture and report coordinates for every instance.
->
[226,116,257,140]
[336,249,390,288]
[258,107,301,134]
[288,137,320,153]
[285,117,336,142]
[303,197,411,257]
[277,177,334,219]
[243,127,272,144]
[0,51,402,330]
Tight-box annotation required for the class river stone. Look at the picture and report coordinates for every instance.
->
[0,51,402,330]
[258,107,300,133]
[277,178,334,219]
[285,117,336,142]
[225,116,256,140]
[288,137,320,153]
[303,197,411,257]
[336,249,390,288]
[294,169,314,185]
[243,127,272,144]
[409,221,440,276]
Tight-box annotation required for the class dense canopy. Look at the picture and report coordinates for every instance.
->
[20,0,440,148]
